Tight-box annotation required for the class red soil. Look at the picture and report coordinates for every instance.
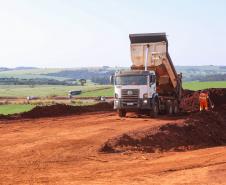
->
[0,102,113,120]
[180,88,226,112]
[0,88,226,184]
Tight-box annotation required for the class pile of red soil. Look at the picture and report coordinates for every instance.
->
[0,114,16,120]
[180,88,226,112]
[21,102,113,118]
[100,88,226,153]
[100,110,226,153]
[0,102,113,120]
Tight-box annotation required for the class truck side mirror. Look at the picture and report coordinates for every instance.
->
[110,75,114,84]
[152,75,156,83]
[150,75,156,85]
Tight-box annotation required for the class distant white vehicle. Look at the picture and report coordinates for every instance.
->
[27,96,39,100]
[68,90,82,98]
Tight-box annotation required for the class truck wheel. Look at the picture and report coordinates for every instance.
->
[118,109,126,117]
[166,101,173,115]
[150,99,159,118]
[173,101,179,114]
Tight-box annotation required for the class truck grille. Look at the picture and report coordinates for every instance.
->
[121,89,139,104]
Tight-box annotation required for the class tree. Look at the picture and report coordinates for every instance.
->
[79,79,86,86]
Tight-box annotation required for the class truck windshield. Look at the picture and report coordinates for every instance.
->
[115,75,147,85]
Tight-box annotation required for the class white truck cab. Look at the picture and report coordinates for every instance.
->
[113,70,159,117]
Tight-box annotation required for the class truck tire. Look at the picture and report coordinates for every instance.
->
[118,109,126,117]
[173,100,179,114]
[166,101,173,115]
[150,98,159,118]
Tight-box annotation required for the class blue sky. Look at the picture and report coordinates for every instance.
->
[0,0,226,67]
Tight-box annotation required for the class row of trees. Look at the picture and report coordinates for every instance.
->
[46,68,114,85]
[0,78,87,86]
[183,74,226,82]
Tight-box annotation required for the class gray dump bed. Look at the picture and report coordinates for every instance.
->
[129,33,182,99]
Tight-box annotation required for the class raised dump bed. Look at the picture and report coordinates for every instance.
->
[129,33,182,100]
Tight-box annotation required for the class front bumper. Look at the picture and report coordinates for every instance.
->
[114,98,151,110]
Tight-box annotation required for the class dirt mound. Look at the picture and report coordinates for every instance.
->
[180,88,226,112]
[100,110,226,153]
[100,88,226,153]
[21,102,113,118]
[0,102,113,120]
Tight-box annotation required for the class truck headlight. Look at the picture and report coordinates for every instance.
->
[143,93,148,98]
[143,99,148,104]
[115,93,118,99]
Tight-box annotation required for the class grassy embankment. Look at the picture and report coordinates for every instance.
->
[0,104,35,115]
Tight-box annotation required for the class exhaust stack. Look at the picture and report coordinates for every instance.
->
[145,44,150,71]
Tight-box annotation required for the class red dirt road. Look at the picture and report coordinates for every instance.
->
[0,112,226,185]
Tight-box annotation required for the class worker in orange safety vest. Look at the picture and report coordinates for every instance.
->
[199,90,214,111]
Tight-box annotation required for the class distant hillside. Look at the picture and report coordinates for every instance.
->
[0,67,9,72]
[176,66,226,81]
[14,67,37,70]
[47,68,116,84]
[0,66,225,84]
[45,65,226,83]
[0,68,66,81]
[0,67,37,72]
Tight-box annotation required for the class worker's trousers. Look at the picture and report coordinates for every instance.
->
[200,101,208,111]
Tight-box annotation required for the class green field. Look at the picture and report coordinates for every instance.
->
[0,81,225,98]
[79,87,113,97]
[0,85,113,97]
[0,104,35,115]
[183,81,226,90]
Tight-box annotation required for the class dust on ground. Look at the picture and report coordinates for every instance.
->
[0,88,226,184]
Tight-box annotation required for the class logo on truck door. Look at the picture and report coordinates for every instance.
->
[127,90,133,95]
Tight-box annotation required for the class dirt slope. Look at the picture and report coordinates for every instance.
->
[0,102,113,120]
[100,111,226,153]
[180,88,226,112]
[101,88,226,153]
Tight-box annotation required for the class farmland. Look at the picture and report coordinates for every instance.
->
[0,81,225,98]
[0,84,113,97]
[0,81,225,115]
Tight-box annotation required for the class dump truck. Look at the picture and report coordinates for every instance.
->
[112,33,182,117]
